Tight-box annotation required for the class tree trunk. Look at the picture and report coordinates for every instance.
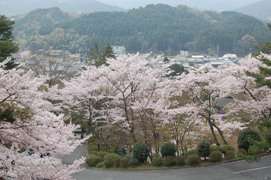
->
[212,122,228,145]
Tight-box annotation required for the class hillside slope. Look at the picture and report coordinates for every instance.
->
[15,4,271,56]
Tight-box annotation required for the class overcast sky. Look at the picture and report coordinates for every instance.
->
[98,0,261,10]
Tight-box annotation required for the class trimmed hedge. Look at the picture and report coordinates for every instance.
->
[104,153,121,168]
[210,151,223,162]
[175,157,185,166]
[96,161,105,168]
[238,129,261,151]
[152,156,163,167]
[86,154,103,167]
[162,156,176,167]
[119,156,129,168]
[186,154,200,166]
[198,140,210,159]
[220,145,235,154]
[133,144,150,163]
[161,143,177,157]
[210,144,220,153]
[224,150,235,160]
[220,145,235,160]
[128,157,140,167]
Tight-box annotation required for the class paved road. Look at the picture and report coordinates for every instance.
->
[74,155,271,180]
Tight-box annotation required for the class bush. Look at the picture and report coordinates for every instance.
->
[238,129,261,151]
[197,140,210,159]
[115,147,127,157]
[175,157,185,166]
[219,145,235,154]
[248,145,261,156]
[237,149,248,159]
[128,157,140,167]
[86,154,103,167]
[224,150,236,160]
[152,156,163,167]
[209,151,223,162]
[104,153,121,168]
[162,157,176,167]
[210,144,219,152]
[265,131,271,146]
[119,156,129,168]
[247,141,268,156]
[133,144,150,163]
[94,151,108,159]
[96,162,105,168]
[219,145,235,160]
[161,143,177,157]
[186,154,200,166]
[185,149,198,157]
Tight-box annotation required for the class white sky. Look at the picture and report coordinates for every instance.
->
[98,0,261,10]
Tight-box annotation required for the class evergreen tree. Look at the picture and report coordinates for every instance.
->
[251,24,271,88]
[0,16,18,65]
[88,44,115,67]
[103,45,116,59]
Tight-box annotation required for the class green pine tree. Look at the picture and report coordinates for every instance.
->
[252,56,271,88]
[251,24,271,88]
[103,45,116,59]
[88,44,115,67]
[0,16,18,65]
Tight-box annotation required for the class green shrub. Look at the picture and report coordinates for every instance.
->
[161,143,177,157]
[96,162,105,168]
[185,149,198,157]
[237,149,248,159]
[119,156,129,168]
[133,144,150,163]
[224,150,236,160]
[219,145,235,154]
[247,141,268,155]
[186,154,200,166]
[197,140,210,159]
[152,156,163,167]
[162,156,176,167]
[265,131,271,146]
[219,145,235,160]
[238,129,261,151]
[104,153,121,168]
[94,151,108,159]
[175,157,185,166]
[209,151,223,162]
[244,155,258,161]
[128,157,140,167]
[115,147,127,157]
[255,141,270,152]
[86,154,103,167]
[210,144,219,152]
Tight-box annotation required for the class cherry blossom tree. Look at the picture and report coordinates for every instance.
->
[163,62,248,146]
[60,55,169,150]
[0,60,85,179]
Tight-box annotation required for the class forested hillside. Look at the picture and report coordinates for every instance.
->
[14,4,271,56]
